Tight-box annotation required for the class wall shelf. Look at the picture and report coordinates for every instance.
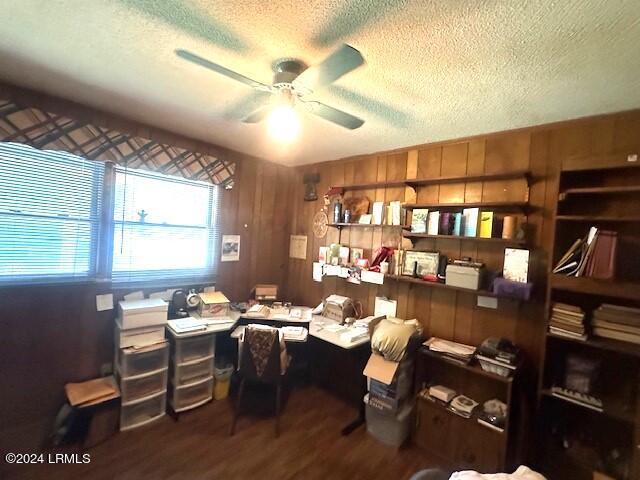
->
[332,170,532,192]
[403,201,530,212]
[556,215,640,222]
[420,347,513,384]
[549,274,640,301]
[383,274,502,298]
[560,185,640,198]
[327,223,409,229]
[403,231,527,245]
[547,332,640,358]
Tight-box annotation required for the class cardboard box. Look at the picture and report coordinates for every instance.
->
[198,291,230,318]
[254,284,278,300]
[363,353,400,385]
[445,264,483,290]
[118,298,168,329]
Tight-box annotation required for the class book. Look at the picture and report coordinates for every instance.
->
[439,212,454,235]
[592,319,640,335]
[452,212,463,236]
[463,208,479,237]
[411,208,429,233]
[372,202,384,225]
[553,238,584,274]
[427,211,440,235]
[587,230,617,279]
[592,327,640,345]
[553,302,584,314]
[575,227,599,276]
[479,211,494,238]
[549,326,587,341]
[390,201,402,226]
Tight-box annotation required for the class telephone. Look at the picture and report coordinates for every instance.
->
[321,294,360,324]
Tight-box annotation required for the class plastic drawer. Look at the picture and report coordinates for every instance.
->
[117,342,169,378]
[173,334,215,364]
[118,367,168,403]
[120,391,166,431]
[169,376,213,413]
[171,355,214,387]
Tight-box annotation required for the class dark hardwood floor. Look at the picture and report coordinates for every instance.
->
[3,385,445,480]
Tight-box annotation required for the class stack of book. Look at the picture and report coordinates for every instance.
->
[592,304,640,345]
[549,302,587,341]
[553,227,617,279]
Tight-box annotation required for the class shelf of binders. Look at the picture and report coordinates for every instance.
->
[334,170,531,192]
[402,231,527,246]
[549,274,640,301]
[403,201,530,213]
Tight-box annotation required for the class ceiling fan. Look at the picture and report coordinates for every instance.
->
[175,44,366,131]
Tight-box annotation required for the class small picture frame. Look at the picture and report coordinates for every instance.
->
[350,248,364,265]
[402,251,440,277]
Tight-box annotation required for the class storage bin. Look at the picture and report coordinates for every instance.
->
[171,355,214,386]
[120,390,166,431]
[169,376,213,412]
[115,321,165,349]
[118,367,168,403]
[118,298,168,329]
[173,334,215,364]
[365,394,414,447]
[117,342,169,378]
[445,264,484,290]
[214,363,234,400]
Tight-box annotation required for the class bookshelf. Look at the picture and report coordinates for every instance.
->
[403,200,530,212]
[402,231,527,246]
[537,161,640,480]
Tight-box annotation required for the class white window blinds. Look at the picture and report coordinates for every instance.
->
[111,166,220,283]
[0,142,104,283]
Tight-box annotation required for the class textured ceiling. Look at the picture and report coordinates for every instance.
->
[1,0,639,165]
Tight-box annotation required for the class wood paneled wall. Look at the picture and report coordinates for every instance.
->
[0,83,290,452]
[285,110,640,382]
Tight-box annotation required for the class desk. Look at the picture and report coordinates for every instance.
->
[230,324,309,343]
[308,316,370,435]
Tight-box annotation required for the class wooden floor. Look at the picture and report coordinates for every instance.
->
[3,385,444,480]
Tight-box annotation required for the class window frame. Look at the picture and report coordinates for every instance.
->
[0,145,221,287]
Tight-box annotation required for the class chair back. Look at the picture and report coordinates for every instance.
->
[239,327,281,382]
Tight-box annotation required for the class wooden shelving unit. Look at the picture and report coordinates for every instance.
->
[537,160,640,480]
[334,170,531,192]
[383,274,501,298]
[420,347,513,384]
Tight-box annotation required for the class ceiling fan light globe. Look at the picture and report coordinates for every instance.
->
[267,105,300,143]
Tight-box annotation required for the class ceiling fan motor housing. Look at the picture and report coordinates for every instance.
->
[272,59,307,88]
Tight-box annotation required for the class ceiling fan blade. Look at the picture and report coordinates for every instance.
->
[242,105,272,124]
[176,49,271,90]
[303,101,364,130]
[292,44,364,93]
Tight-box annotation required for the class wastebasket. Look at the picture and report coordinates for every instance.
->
[214,363,234,400]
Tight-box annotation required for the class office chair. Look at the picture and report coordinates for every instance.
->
[230,326,286,437]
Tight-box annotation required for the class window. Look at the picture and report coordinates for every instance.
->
[111,166,220,283]
[0,142,104,283]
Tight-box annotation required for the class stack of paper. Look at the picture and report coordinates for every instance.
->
[549,302,587,340]
[424,337,476,365]
[281,326,308,342]
[168,318,207,334]
[65,376,120,408]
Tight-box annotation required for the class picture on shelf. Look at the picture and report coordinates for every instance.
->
[503,248,529,283]
[350,248,364,265]
[402,251,440,277]
[411,208,429,233]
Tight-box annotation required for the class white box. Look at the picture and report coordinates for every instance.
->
[197,292,230,318]
[115,320,165,348]
[445,264,483,290]
[118,298,168,329]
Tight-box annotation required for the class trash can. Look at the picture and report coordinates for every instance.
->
[214,363,234,400]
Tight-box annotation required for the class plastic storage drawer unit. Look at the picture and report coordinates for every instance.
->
[120,390,166,431]
[171,355,214,386]
[169,376,213,413]
[118,367,168,403]
[365,394,414,447]
[117,342,169,378]
[173,334,215,364]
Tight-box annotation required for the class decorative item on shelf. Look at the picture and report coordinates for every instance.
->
[312,210,328,239]
[369,246,394,272]
[254,284,278,302]
[339,246,350,265]
[502,215,517,239]
[343,196,370,222]
[350,247,364,265]
[333,200,343,224]
[343,209,351,224]
[380,261,389,275]
[479,211,494,238]
[358,214,372,224]
[503,248,529,283]
[318,246,328,264]
[477,399,508,432]
[328,243,341,265]
[303,172,320,201]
